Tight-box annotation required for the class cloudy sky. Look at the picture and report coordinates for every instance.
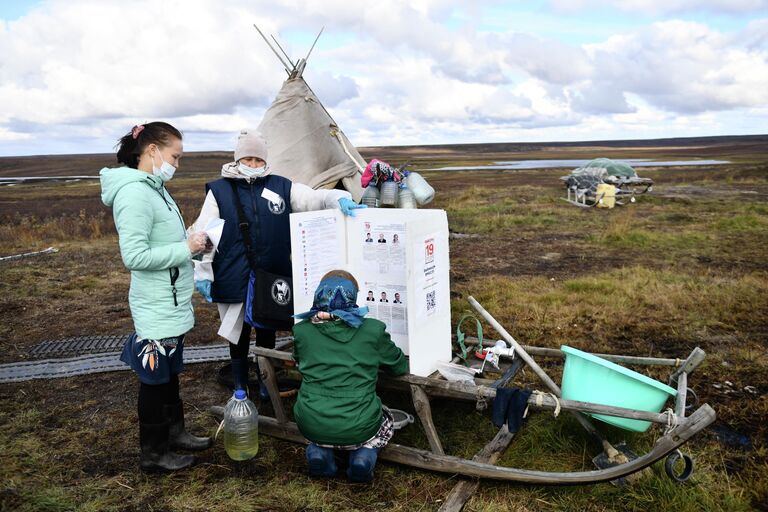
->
[0,0,766,156]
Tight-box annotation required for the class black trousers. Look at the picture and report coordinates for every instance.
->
[229,322,276,359]
[138,374,179,424]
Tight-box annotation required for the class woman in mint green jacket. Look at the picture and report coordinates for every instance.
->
[100,122,212,473]
[293,270,408,482]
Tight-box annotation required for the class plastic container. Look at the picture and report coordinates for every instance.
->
[435,361,479,383]
[223,389,259,460]
[560,345,677,432]
[595,183,616,208]
[380,180,398,207]
[360,184,380,208]
[405,172,435,205]
[387,408,415,430]
[397,185,417,209]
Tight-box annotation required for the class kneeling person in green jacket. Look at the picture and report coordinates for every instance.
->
[293,270,408,482]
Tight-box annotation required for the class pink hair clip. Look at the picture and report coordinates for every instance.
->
[131,125,145,139]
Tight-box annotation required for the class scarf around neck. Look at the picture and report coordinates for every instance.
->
[220,161,272,182]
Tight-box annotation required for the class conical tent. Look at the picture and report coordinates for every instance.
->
[257,64,366,201]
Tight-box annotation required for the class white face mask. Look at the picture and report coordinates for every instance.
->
[238,162,267,178]
[151,146,177,182]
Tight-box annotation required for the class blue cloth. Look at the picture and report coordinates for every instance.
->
[306,443,338,478]
[338,197,367,217]
[119,333,185,385]
[195,279,212,302]
[205,176,293,303]
[294,275,368,328]
[347,446,379,483]
[491,387,532,433]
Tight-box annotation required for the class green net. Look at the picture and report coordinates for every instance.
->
[581,158,637,178]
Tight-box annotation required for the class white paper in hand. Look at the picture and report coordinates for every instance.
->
[204,218,225,252]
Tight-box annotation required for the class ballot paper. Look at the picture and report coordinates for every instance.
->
[290,208,451,377]
[203,218,225,252]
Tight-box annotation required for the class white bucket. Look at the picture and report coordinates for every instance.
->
[405,172,435,205]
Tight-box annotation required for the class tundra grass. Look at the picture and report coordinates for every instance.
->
[1,159,767,511]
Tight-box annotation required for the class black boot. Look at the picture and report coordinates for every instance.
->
[164,401,213,452]
[140,421,195,472]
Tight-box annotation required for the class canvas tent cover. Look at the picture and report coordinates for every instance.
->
[258,76,366,201]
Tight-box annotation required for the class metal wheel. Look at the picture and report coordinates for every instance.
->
[685,387,699,411]
[665,450,694,482]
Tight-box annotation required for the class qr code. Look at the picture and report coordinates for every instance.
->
[426,291,436,311]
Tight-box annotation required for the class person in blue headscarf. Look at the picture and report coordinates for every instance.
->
[292,270,408,483]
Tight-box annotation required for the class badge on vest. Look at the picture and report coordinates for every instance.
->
[271,278,291,306]
[261,188,286,215]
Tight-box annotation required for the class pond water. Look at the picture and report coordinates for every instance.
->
[0,176,99,186]
[426,159,730,171]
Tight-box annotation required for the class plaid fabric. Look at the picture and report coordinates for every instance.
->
[317,408,395,451]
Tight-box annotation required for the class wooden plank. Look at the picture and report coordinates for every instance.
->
[475,339,682,367]
[439,425,516,512]
[256,404,716,484]
[675,372,688,419]
[255,336,685,368]
[257,356,287,423]
[383,373,679,424]
[411,384,445,455]
[253,346,680,424]
[669,347,706,383]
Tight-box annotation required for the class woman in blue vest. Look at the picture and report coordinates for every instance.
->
[191,129,365,397]
[100,122,213,472]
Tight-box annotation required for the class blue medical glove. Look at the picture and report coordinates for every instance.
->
[195,279,212,302]
[338,197,367,217]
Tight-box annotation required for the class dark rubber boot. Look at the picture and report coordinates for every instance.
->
[347,447,378,483]
[306,443,337,478]
[164,401,213,452]
[139,421,195,473]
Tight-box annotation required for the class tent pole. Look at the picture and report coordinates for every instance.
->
[253,23,291,75]
[305,26,324,63]
[270,34,296,71]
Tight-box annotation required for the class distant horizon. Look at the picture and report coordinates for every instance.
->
[1,132,766,159]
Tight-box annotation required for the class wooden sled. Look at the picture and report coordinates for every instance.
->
[561,177,654,207]
[240,296,715,493]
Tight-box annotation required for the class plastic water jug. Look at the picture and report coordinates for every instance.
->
[380,180,398,207]
[405,172,434,205]
[223,389,259,461]
[361,184,380,208]
[397,185,417,209]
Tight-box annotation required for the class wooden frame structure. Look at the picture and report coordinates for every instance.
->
[245,297,715,510]
[561,177,654,207]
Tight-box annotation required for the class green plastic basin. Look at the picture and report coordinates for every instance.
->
[560,346,677,432]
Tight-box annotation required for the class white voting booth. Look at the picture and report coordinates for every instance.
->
[290,209,452,377]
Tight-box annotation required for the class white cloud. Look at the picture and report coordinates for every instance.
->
[549,0,768,15]
[584,20,768,113]
[0,0,766,155]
